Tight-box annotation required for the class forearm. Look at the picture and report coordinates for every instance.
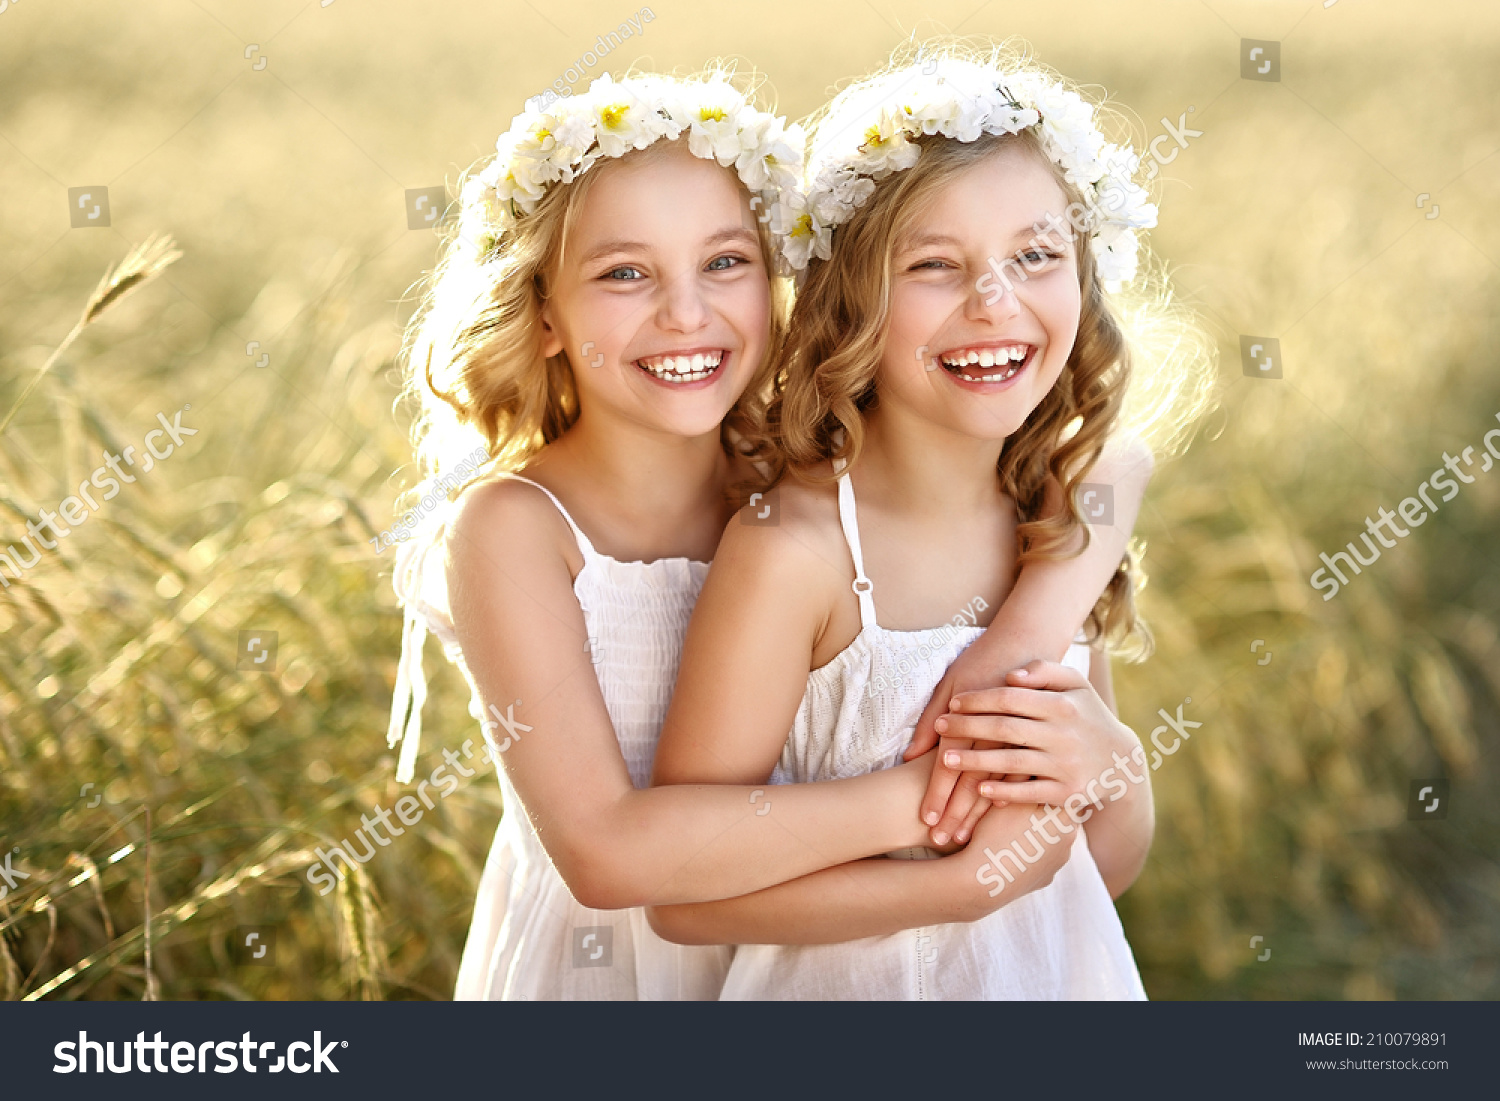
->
[1082,767,1155,898]
[561,766,932,909]
[647,851,980,946]
[963,439,1149,682]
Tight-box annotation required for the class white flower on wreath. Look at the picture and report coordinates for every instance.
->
[735,114,804,194]
[787,57,1159,283]
[458,72,807,268]
[771,191,830,270]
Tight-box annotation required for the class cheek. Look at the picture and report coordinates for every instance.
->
[728,278,772,336]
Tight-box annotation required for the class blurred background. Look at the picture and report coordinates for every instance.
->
[1,0,1496,1000]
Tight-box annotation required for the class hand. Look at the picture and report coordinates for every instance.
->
[904,662,1029,848]
[890,747,951,849]
[937,660,1143,810]
[951,798,1079,918]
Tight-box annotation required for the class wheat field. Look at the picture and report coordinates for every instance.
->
[1,0,1497,1000]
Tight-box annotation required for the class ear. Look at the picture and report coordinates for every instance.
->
[538,298,565,360]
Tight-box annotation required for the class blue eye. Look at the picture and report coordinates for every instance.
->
[604,266,644,281]
[706,254,748,271]
[910,258,950,271]
[1019,249,1062,264]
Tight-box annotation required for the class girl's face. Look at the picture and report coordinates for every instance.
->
[540,143,770,440]
[879,144,1082,443]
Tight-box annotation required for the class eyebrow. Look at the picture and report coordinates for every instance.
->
[899,221,1072,253]
[578,225,760,267]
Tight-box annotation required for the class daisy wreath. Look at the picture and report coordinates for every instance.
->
[775,56,1158,285]
[456,71,805,264]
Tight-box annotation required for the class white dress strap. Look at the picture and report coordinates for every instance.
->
[833,464,878,631]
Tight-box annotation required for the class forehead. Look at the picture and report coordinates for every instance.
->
[903,145,1069,245]
[573,143,750,236]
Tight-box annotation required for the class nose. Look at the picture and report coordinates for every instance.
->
[967,258,1023,325]
[655,266,711,334]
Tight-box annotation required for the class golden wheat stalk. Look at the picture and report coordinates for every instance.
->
[0,233,183,437]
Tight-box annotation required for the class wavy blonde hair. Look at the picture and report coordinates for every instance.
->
[397,65,791,515]
[754,41,1217,657]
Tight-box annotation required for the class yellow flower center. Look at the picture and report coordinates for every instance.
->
[864,125,887,147]
[599,104,630,130]
[699,107,727,123]
[534,126,552,141]
[789,213,813,238]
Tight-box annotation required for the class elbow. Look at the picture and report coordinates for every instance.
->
[557,862,644,911]
[645,904,711,946]
[550,842,646,911]
[565,876,634,913]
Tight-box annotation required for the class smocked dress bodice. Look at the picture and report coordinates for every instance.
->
[388,474,732,999]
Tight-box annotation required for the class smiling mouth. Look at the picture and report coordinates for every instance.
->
[634,349,726,383]
[938,343,1035,384]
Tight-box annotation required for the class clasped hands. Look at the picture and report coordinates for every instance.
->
[902,658,1138,851]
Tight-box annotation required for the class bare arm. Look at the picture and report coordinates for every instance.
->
[938,658,1155,901]
[445,480,936,911]
[646,801,1076,945]
[648,487,1077,945]
[1081,649,1152,896]
[905,435,1154,842]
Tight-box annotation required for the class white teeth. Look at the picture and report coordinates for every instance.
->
[636,350,725,383]
[954,361,1023,384]
[939,346,1031,368]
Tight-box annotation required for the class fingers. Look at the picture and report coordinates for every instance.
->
[931,769,987,845]
[905,677,954,761]
[942,747,1049,776]
[948,684,1062,721]
[918,736,970,827]
[1003,659,1091,692]
[951,787,991,845]
[939,712,1046,746]
[976,778,1075,806]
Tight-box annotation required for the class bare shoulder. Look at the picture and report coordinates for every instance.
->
[445,475,581,582]
[713,471,849,595]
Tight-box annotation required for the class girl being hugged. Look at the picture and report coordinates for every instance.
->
[385,68,999,1001]
[649,45,1215,999]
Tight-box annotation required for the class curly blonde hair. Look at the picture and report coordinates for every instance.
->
[397,66,791,514]
[754,42,1217,657]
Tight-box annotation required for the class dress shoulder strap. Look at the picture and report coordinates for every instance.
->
[497,472,597,558]
[832,460,878,630]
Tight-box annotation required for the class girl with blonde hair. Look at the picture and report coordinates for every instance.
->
[383,67,1123,1001]
[648,43,1215,999]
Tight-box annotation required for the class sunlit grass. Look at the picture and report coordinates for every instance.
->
[1,3,1497,1001]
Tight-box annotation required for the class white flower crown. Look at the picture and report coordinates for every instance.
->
[775,58,1158,283]
[456,73,805,262]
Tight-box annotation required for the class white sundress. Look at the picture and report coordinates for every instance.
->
[387,473,733,1000]
[719,469,1148,1001]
